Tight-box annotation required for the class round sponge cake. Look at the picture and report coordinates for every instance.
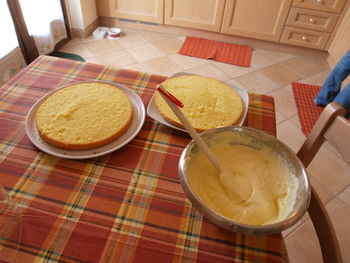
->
[154,75,243,131]
[36,82,133,150]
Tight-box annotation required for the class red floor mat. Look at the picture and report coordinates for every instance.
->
[292,82,324,136]
[178,36,252,67]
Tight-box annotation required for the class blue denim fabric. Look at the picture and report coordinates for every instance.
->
[314,50,350,118]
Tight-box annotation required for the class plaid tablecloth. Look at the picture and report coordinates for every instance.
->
[0,55,283,263]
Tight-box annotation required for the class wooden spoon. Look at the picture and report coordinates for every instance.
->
[157,85,248,203]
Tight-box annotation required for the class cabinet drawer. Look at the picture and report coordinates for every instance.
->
[280,26,330,49]
[292,0,346,13]
[286,7,339,32]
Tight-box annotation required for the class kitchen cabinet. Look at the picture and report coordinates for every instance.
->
[292,0,347,13]
[280,0,346,49]
[108,0,164,24]
[164,0,226,32]
[285,8,339,32]
[327,3,350,69]
[280,26,330,49]
[97,0,349,51]
[221,0,292,41]
[96,0,110,17]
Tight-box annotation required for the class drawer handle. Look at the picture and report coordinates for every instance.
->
[302,36,308,41]
[309,18,315,23]
[316,0,323,3]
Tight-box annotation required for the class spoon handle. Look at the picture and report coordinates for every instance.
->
[157,85,222,171]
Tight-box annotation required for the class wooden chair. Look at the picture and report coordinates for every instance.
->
[296,102,349,263]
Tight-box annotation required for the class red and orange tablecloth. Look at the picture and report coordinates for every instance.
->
[0,55,284,262]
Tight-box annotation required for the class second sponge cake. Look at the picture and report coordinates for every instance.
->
[154,75,243,131]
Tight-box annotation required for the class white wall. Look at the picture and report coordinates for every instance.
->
[66,0,97,30]
[67,0,84,29]
[81,0,98,28]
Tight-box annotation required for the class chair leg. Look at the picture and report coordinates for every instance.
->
[308,187,342,263]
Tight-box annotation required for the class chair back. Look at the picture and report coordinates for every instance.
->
[296,102,349,263]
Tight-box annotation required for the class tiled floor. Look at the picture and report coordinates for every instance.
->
[59,28,350,263]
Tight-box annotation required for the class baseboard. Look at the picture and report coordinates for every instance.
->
[54,38,69,51]
[71,18,99,38]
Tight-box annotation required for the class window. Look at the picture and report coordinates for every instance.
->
[0,0,19,58]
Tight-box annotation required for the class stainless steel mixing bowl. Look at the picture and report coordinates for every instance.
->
[178,126,311,235]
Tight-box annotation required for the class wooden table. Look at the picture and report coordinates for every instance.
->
[0,55,285,262]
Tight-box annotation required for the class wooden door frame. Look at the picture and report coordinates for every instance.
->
[56,0,72,50]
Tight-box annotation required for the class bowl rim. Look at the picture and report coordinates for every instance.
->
[178,126,311,235]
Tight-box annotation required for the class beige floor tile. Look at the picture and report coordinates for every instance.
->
[285,219,323,263]
[127,44,165,62]
[282,219,304,238]
[152,37,183,55]
[142,56,183,76]
[299,70,330,86]
[95,50,137,68]
[80,35,101,43]
[308,173,335,205]
[213,61,255,78]
[63,37,83,47]
[282,56,330,78]
[169,54,209,70]
[124,63,149,73]
[250,49,277,69]
[276,119,306,152]
[83,56,104,65]
[235,71,281,94]
[260,49,295,63]
[326,198,350,262]
[284,83,293,93]
[59,44,94,58]
[269,87,298,118]
[178,36,186,42]
[289,114,301,128]
[118,31,149,48]
[85,38,124,54]
[307,144,350,195]
[138,30,174,42]
[184,63,232,82]
[275,110,287,124]
[226,79,249,90]
[260,63,302,87]
[339,185,350,207]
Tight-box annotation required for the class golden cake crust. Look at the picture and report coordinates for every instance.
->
[154,75,243,131]
[35,82,133,150]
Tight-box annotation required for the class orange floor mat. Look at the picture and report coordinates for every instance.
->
[178,36,252,67]
[292,82,324,136]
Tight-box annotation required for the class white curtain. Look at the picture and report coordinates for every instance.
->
[0,0,19,58]
[19,0,67,55]
[0,0,26,85]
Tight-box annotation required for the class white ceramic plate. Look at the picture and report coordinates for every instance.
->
[25,81,145,159]
[147,73,249,133]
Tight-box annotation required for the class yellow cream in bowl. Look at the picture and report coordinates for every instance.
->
[187,131,298,225]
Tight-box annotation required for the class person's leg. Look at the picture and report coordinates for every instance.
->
[315,50,350,106]
[334,82,350,118]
